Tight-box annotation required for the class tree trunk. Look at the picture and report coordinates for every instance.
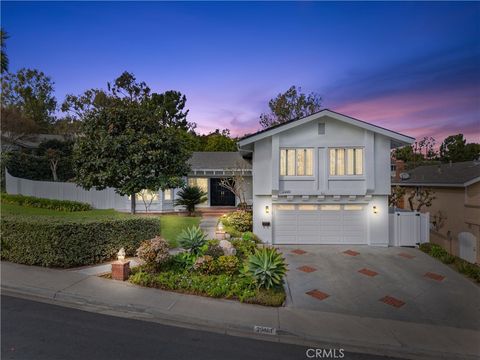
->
[131,195,136,214]
[50,160,58,182]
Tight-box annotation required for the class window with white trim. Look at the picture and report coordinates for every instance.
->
[329,148,363,176]
[164,189,173,201]
[280,148,313,176]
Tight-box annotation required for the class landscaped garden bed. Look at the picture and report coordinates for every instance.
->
[419,243,480,283]
[128,227,287,307]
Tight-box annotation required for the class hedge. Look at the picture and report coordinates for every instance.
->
[0,217,160,268]
[1,194,93,212]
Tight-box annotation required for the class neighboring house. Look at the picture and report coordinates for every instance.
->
[237,109,413,246]
[6,109,415,247]
[392,161,480,263]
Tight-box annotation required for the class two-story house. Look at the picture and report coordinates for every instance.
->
[237,109,414,246]
[5,109,414,246]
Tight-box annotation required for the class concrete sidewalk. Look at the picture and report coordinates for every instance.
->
[1,261,479,360]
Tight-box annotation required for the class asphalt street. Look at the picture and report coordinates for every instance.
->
[1,295,402,360]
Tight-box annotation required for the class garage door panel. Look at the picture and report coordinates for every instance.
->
[273,205,367,245]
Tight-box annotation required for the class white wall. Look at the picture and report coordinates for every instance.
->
[252,195,272,244]
[252,138,272,195]
[368,195,389,246]
[6,171,130,211]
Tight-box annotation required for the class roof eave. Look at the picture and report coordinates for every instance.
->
[237,109,415,147]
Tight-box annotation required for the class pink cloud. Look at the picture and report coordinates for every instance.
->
[334,85,480,143]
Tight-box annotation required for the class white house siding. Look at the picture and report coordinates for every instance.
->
[250,115,393,246]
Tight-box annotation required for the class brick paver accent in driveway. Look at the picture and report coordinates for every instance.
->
[380,296,406,308]
[297,266,317,273]
[306,290,330,301]
[424,272,445,281]
[358,268,378,277]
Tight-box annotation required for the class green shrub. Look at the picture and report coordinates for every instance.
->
[1,194,92,212]
[2,150,74,182]
[221,210,253,233]
[418,243,432,253]
[136,237,170,272]
[242,231,260,244]
[429,244,448,258]
[177,226,208,255]
[246,247,287,289]
[193,255,217,274]
[231,238,257,259]
[204,241,224,258]
[0,217,159,267]
[172,252,197,270]
[440,254,455,264]
[455,259,480,282]
[217,255,240,275]
[245,288,286,307]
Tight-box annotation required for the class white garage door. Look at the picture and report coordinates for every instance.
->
[273,204,367,245]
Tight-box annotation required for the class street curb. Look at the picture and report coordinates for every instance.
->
[2,283,478,360]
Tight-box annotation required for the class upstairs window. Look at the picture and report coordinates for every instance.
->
[280,148,313,176]
[329,148,363,176]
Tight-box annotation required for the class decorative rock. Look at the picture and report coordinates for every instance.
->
[219,239,236,256]
[225,233,231,240]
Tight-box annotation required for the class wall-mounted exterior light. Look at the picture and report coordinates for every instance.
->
[265,205,270,214]
[373,206,378,214]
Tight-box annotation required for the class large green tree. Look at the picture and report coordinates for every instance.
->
[1,68,57,130]
[1,28,9,73]
[439,134,480,163]
[260,85,322,129]
[67,72,193,213]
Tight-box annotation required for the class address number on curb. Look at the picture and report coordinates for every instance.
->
[254,325,277,335]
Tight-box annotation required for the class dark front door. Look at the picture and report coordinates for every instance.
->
[210,178,236,206]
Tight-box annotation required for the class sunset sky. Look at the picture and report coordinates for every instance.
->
[2,2,479,143]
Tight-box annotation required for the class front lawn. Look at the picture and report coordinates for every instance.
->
[159,215,200,247]
[1,203,132,222]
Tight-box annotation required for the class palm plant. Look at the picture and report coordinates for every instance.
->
[246,247,287,289]
[177,226,208,255]
[174,185,207,215]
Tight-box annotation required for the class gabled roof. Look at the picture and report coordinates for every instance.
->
[188,152,251,171]
[238,109,414,149]
[392,161,480,188]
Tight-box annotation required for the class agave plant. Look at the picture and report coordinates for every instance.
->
[246,247,287,289]
[177,226,208,255]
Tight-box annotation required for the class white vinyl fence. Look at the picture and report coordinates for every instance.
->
[5,170,130,211]
[389,209,430,247]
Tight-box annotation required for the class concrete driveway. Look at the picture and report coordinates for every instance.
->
[279,245,480,330]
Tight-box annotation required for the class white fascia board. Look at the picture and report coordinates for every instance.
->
[237,109,415,148]
[464,177,480,187]
[391,182,466,188]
